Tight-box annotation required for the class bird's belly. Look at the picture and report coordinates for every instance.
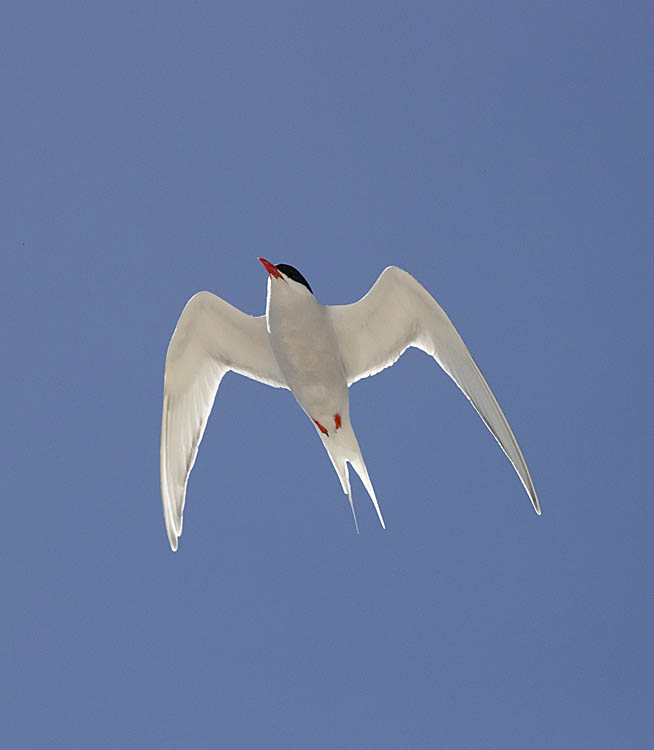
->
[272,327,347,415]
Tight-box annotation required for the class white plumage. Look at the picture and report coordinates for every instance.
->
[160,261,540,551]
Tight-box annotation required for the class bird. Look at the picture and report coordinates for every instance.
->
[160,259,540,550]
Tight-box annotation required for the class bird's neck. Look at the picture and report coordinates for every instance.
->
[265,281,319,334]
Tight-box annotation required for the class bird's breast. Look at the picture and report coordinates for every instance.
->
[268,304,347,413]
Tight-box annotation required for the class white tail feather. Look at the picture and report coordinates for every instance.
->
[349,453,386,529]
[322,421,386,530]
[342,463,360,534]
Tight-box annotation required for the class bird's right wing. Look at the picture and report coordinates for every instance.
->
[329,266,540,514]
[161,291,287,551]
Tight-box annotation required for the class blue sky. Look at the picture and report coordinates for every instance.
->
[2,2,653,747]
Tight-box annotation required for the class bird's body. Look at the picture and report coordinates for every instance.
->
[267,274,347,428]
[160,260,540,551]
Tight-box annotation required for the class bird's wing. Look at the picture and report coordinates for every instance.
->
[329,266,540,514]
[161,291,287,550]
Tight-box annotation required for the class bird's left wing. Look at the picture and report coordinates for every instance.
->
[161,291,287,550]
[329,266,540,514]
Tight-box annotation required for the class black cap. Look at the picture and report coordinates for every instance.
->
[275,264,313,294]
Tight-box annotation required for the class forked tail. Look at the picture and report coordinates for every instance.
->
[322,422,386,531]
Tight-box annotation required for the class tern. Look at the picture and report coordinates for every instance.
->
[160,260,540,550]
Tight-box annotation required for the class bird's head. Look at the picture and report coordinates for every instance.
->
[257,258,313,295]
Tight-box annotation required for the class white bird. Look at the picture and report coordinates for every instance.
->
[160,260,540,550]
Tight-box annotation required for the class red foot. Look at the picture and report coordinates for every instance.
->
[313,418,329,436]
[334,413,342,430]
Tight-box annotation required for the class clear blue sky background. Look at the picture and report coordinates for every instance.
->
[2,2,652,748]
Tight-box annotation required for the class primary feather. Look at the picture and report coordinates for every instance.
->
[161,291,287,550]
[329,266,540,515]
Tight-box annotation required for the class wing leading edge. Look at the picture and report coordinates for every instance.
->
[329,266,540,514]
[161,292,287,550]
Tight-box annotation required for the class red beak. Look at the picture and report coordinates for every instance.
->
[257,257,283,279]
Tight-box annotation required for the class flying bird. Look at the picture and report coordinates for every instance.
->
[160,260,540,550]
